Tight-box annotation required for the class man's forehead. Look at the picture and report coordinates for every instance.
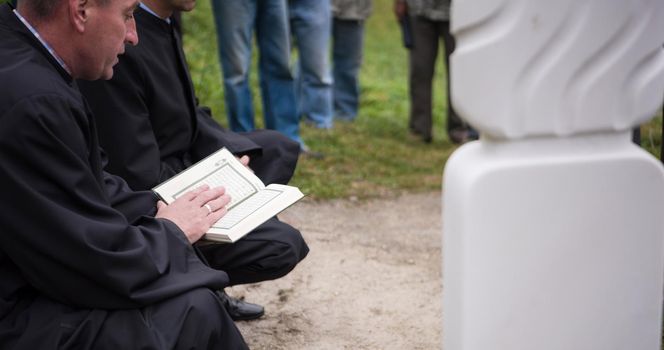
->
[98,0,138,10]
[126,0,140,10]
[112,0,139,10]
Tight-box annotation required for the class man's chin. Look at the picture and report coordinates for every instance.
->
[100,65,117,80]
[76,70,113,81]
[101,71,114,80]
[181,2,196,12]
[84,70,114,81]
[76,64,115,81]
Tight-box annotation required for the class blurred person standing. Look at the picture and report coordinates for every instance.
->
[289,0,334,130]
[331,0,372,122]
[211,0,309,152]
[395,0,477,144]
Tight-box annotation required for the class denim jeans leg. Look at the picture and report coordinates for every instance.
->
[289,0,333,129]
[255,0,303,145]
[332,18,365,121]
[211,0,257,132]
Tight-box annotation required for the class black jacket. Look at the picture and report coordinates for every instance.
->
[78,7,299,191]
[0,4,230,348]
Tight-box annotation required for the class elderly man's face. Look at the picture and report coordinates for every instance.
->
[79,0,139,80]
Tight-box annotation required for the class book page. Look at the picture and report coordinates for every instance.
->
[153,148,304,243]
[206,184,304,243]
[212,188,283,229]
[172,162,259,209]
[153,148,265,208]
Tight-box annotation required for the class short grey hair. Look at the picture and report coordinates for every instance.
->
[19,0,111,20]
[18,0,63,19]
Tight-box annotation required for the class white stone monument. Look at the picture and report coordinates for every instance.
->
[442,0,664,349]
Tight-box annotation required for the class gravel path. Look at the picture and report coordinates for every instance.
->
[227,191,444,349]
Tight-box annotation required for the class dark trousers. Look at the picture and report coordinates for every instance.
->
[3,215,307,350]
[332,18,365,120]
[240,129,300,185]
[408,16,466,140]
[198,217,309,286]
[5,289,248,349]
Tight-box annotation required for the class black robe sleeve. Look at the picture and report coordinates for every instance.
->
[0,95,228,309]
[78,56,176,191]
[102,167,158,223]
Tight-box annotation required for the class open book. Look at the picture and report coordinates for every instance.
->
[153,147,304,243]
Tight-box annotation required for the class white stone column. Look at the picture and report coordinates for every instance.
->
[442,1,664,349]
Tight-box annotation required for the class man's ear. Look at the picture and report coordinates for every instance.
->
[69,0,90,33]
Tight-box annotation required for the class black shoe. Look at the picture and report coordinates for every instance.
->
[449,128,479,144]
[217,291,265,321]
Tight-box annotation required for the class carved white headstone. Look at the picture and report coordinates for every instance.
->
[442,0,664,349]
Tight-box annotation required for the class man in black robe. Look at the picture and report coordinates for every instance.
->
[0,0,307,348]
[77,0,306,320]
[77,6,300,192]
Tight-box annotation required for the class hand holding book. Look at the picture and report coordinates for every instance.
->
[153,148,304,243]
[155,185,230,243]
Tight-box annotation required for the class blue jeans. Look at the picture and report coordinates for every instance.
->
[332,18,365,121]
[211,0,303,145]
[289,0,333,129]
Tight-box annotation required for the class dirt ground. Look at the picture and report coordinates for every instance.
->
[227,191,443,349]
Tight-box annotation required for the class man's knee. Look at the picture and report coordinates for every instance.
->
[235,220,309,283]
[176,288,225,321]
[254,129,300,155]
[265,222,309,278]
[279,224,309,271]
[244,129,300,184]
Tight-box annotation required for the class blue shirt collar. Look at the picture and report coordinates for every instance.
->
[13,9,72,75]
[139,2,171,24]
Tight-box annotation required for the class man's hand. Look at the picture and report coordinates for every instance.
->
[238,155,251,170]
[155,185,230,244]
[237,155,253,173]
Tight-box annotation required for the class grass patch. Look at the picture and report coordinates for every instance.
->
[641,113,663,160]
[183,0,456,199]
[181,0,663,200]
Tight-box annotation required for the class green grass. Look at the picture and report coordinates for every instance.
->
[642,114,663,160]
[182,0,663,200]
[183,0,458,199]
